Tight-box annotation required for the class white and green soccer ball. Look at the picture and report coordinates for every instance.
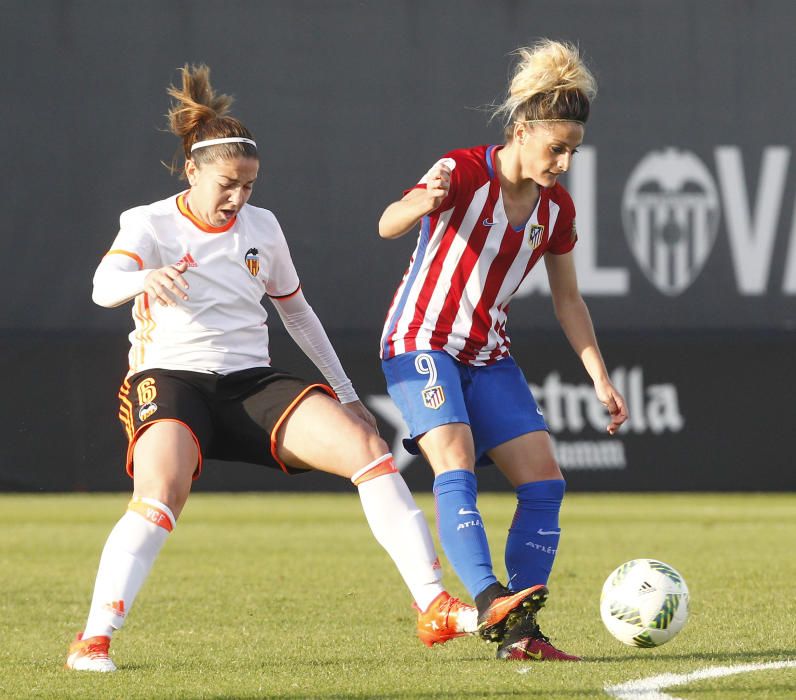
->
[600,558,689,647]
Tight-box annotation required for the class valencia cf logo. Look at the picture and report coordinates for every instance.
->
[245,248,260,276]
[138,402,158,421]
[422,385,446,410]
[528,224,545,249]
[622,148,719,296]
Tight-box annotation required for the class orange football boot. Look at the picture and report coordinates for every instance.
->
[415,591,478,647]
[65,632,116,672]
[477,584,548,642]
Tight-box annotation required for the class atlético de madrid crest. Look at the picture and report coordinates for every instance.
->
[245,248,260,276]
[528,224,545,249]
[422,385,445,410]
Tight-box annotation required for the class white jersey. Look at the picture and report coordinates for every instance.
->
[104,192,300,375]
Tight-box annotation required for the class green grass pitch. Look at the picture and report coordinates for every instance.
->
[1,492,794,699]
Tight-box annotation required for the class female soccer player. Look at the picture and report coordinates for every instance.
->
[66,64,476,672]
[378,40,628,661]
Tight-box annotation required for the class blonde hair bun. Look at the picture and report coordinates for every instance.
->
[494,39,597,133]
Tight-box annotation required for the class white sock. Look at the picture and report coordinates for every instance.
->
[82,497,175,639]
[353,455,444,611]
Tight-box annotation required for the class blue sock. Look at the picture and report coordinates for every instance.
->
[504,479,565,591]
[433,469,497,599]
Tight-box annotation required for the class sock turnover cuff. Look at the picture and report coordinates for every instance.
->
[432,469,476,495]
[127,497,176,532]
[351,454,398,486]
[515,478,566,502]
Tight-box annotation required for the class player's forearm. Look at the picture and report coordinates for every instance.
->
[554,297,611,384]
[271,292,358,403]
[92,266,150,308]
[378,197,432,239]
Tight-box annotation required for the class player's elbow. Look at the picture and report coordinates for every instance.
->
[377,215,395,239]
[91,279,128,308]
[378,216,410,240]
[92,287,119,308]
[378,202,415,239]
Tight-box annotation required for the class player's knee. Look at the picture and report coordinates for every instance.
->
[422,444,476,474]
[542,459,564,481]
[517,461,564,487]
[361,429,390,463]
[343,417,390,464]
[133,470,193,519]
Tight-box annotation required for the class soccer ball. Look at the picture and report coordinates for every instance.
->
[600,558,689,647]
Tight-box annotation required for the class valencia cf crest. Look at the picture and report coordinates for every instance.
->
[245,248,260,276]
[528,224,545,249]
[138,402,158,421]
[422,385,446,410]
[622,148,719,296]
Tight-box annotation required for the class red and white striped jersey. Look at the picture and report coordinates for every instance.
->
[380,145,578,366]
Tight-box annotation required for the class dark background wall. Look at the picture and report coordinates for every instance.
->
[2,0,794,491]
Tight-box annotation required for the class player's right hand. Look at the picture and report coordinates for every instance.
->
[425,162,452,210]
[144,260,190,306]
[594,378,628,435]
[341,400,380,434]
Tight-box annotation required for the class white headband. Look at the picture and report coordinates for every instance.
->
[516,119,585,126]
[517,119,584,126]
[190,137,257,153]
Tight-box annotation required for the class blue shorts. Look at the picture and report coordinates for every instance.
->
[381,351,548,466]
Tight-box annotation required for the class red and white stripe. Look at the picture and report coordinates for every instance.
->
[381,145,574,366]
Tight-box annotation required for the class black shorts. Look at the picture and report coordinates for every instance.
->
[117,367,335,479]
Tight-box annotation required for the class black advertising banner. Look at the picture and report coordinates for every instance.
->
[1,331,792,493]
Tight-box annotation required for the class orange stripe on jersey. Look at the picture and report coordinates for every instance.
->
[142,295,155,343]
[127,497,174,532]
[131,298,144,371]
[270,384,337,474]
[176,192,236,233]
[131,294,156,372]
[105,249,144,269]
[351,455,399,486]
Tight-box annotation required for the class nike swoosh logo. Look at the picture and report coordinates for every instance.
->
[458,507,479,515]
[536,529,560,536]
[482,218,498,226]
[522,648,543,660]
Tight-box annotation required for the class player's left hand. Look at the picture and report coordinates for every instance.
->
[594,379,628,435]
[342,400,380,434]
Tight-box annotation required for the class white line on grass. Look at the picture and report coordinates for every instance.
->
[604,659,796,699]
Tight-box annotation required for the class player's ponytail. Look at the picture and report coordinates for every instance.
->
[166,63,257,176]
[493,40,597,139]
